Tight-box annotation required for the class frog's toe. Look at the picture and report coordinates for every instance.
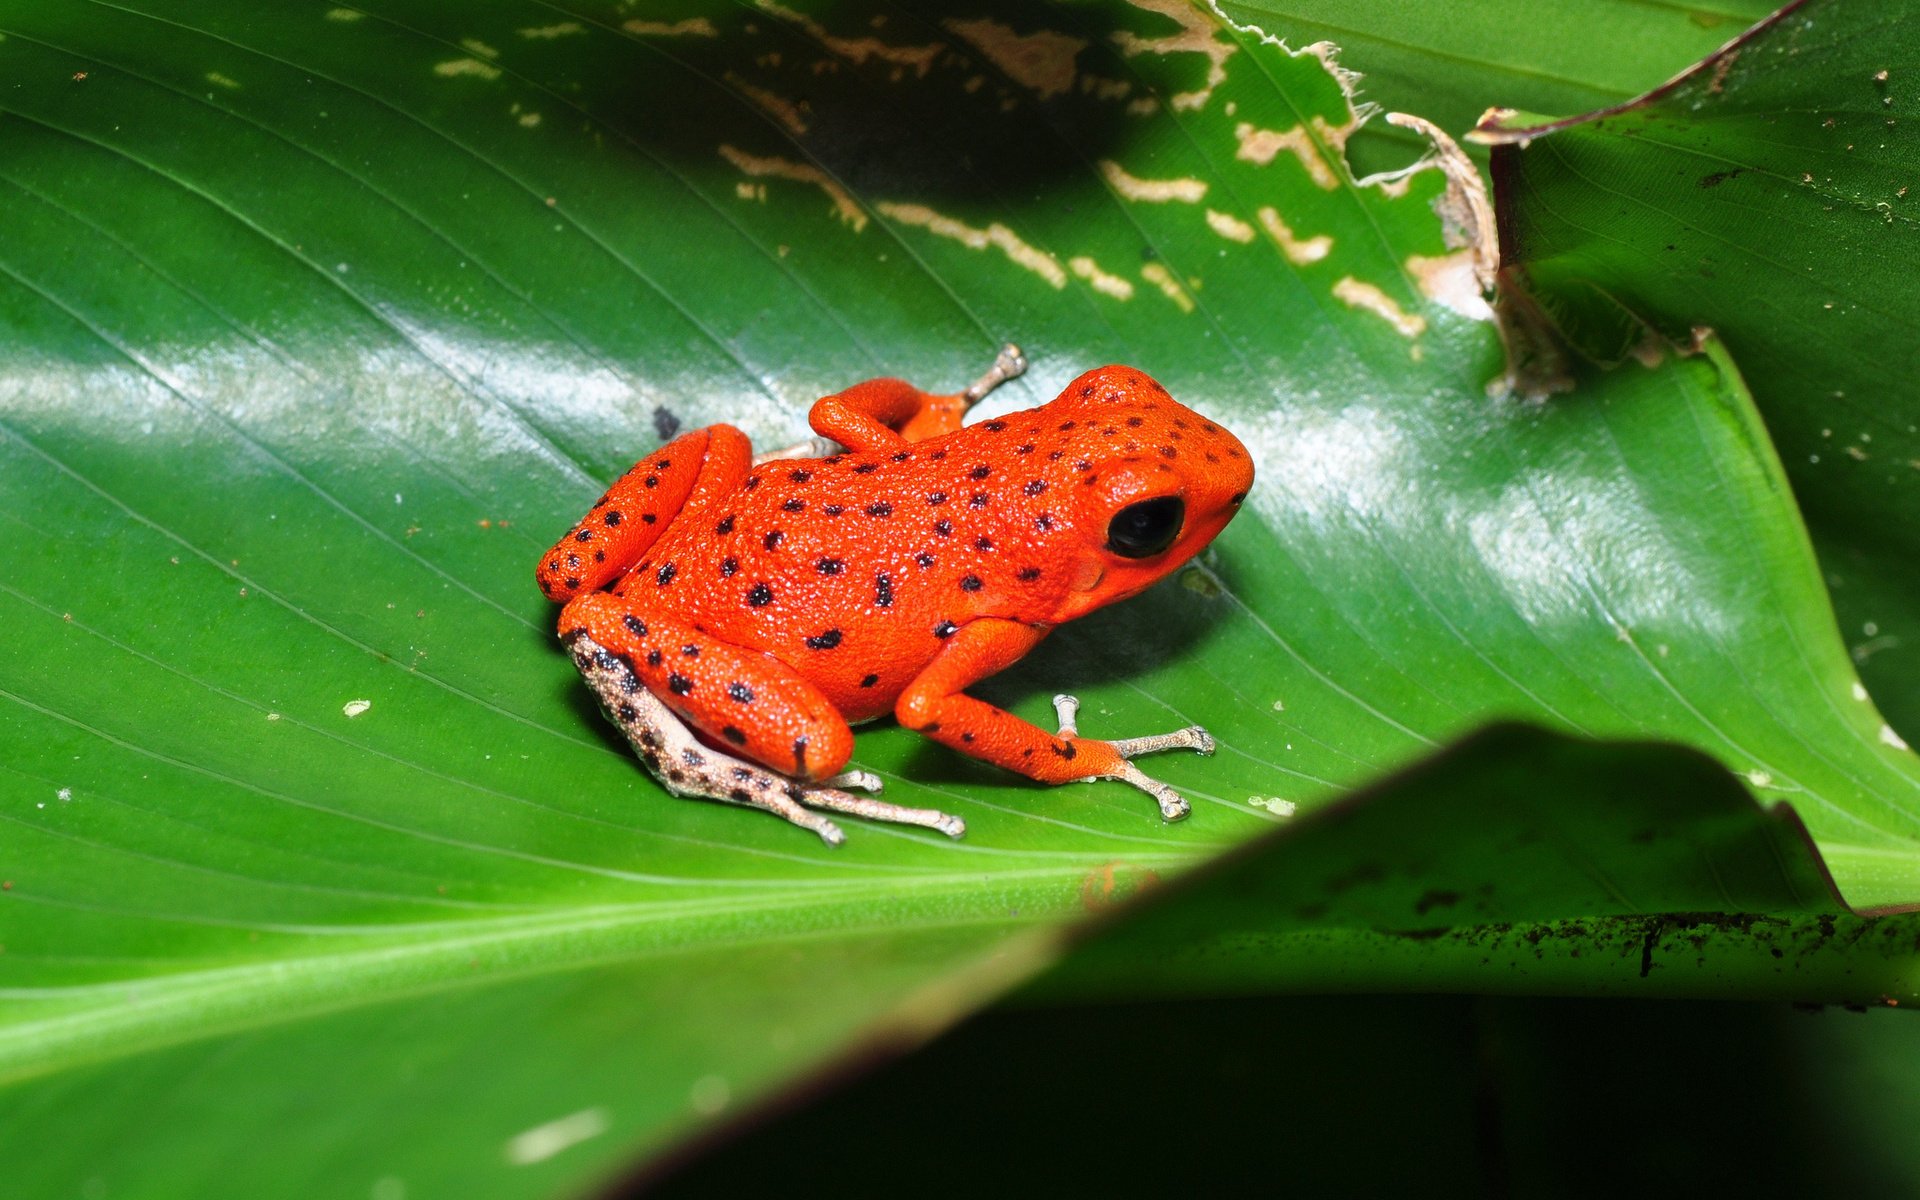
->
[1109,761,1193,822]
[1052,694,1213,759]
[791,784,966,839]
[821,769,885,794]
[1111,724,1214,759]
[791,810,848,847]
[962,342,1027,403]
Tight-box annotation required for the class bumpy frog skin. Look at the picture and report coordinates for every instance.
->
[538,347,1254,844]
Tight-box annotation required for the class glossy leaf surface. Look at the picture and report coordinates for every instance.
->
[0,1,1914,1196]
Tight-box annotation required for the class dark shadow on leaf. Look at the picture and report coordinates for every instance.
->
[562,1,1161,206]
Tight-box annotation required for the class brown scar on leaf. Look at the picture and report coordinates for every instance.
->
[718,144,868,231]
[723,71,810,137]
[1112,0,1236,111]
[942,17,1085,101]
[755,0,942,76]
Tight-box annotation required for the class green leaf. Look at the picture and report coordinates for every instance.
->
[1,0,1915,1194]
[1218,0,1780,172]
[1477,0,1920,740]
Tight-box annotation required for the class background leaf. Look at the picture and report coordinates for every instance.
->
[1219,0,1781,173]
[1478,0,1920,740]
[1,1,1915,1195]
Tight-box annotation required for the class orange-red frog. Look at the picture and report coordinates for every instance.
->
[537,346,1254,844]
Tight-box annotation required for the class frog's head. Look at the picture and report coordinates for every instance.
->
[1042,365,1254,622]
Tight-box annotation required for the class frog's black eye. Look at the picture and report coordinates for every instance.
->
[1106,496,1184,558]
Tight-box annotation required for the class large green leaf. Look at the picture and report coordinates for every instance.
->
[1477,0,1920,738]
[1,0,1915,1194]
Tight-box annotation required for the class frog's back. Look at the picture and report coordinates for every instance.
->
[613,424,1059,719]
[612,368,1251,722]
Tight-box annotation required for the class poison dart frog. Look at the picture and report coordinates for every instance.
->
[538,346,1254,845]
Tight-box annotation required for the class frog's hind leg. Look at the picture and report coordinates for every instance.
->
[562,591,857,781]
[537,425,752,602]
[560,593,966,842]
[565,632,963,844]
[568,633,843,843]
[765,343,1026,461]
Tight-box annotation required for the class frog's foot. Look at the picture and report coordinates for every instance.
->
[1052,693,1213,822]
[786,782,966,839]
[962,342,1028,406]
[787,768,965,838]
[570,633,962,845]
[821,769,884,793]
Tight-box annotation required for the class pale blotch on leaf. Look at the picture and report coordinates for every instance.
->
[1332,276,1425,338]
[433,58,500,81]
[323,8,362,21]
[878,201,1066,288]
[1099,158,1207,204]
[756,0,942,77]
[1234,120,1340,190]
[518,22,583,40]
[1081,74,1133,102]
[621,18,717,38]
[1111,0,1235,111]
[205,72,239,90]
[1206,209,1255,243]
[1257,205,1331,265]
[724,71,809,137]
[459,38,499,60]
[719,145,866,231]
[343,699,372,718]
[943,17,1084,102]
[1139,262,1194,313]
[1070,256,1135,300]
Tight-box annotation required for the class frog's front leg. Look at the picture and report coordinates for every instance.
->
[750,343,1028,464]
[895,618,1214,821]
[560,594,965,843]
